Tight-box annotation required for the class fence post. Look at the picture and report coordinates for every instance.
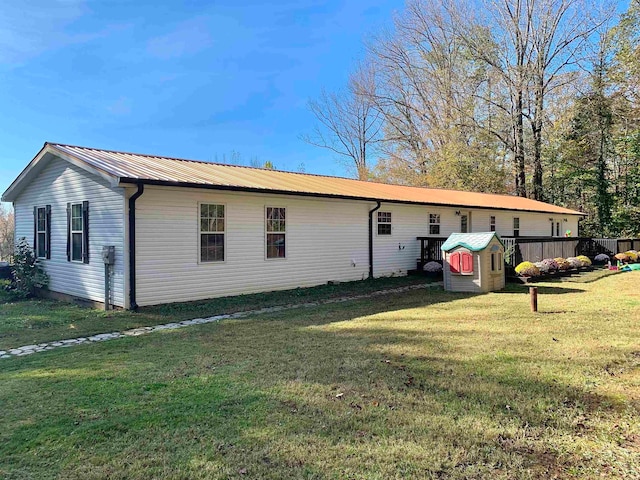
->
[529,286,538,312]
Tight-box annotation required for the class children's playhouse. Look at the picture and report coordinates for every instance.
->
[441,232,505,293]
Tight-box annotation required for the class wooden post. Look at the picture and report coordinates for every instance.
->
[530,286,538,312]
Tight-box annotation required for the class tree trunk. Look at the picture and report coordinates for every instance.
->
[515,90,527,197]
[532,76,544,201]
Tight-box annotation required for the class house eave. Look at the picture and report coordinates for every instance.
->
[1,143,119,202]
[117,177,586,217]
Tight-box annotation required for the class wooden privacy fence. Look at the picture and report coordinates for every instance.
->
[418,236,640,269]
[503,238,579,265]
[602,238,640,253]
[502,237,640,267]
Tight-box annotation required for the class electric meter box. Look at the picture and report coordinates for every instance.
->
[102,246,115,265]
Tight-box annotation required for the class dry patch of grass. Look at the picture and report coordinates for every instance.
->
[0,271,639,479]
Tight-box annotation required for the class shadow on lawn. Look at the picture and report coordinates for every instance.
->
[203,298,628,476]
[2,287,634,478]
[501,284,585,295]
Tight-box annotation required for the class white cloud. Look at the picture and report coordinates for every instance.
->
[0,0,120,66]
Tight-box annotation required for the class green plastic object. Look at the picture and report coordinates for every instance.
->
[621,264,640,271]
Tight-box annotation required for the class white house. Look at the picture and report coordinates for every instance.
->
[2,143,584,309]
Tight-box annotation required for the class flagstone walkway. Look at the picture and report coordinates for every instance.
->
[1,282,442,360]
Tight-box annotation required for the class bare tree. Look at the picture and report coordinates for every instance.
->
[451,0,610,199]
[0,204,15,262]
[302,65,383,180]
[527,0,611,200]
[366,0,510,190]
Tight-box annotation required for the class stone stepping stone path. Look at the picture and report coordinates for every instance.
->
[1,282,442,360]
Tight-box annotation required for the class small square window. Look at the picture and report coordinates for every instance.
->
[377,211,391,235]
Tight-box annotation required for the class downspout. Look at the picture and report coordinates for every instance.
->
[128,182,144,310]
[368,201,382,279]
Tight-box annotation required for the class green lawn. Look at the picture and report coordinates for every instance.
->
[0,275,429,350]
[1,271,639,479]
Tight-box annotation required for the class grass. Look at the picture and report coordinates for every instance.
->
[1,270,639,479]
[0,275,429,349]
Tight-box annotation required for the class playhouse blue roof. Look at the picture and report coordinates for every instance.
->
[441,232,504,252]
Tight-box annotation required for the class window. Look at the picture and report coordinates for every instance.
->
[556,222,560,237]
[71,203,83,261]
[266,207,286,259]
[450,251,474,275]
[200,204,225,262]
[429,214,441,235]
[491,252,503,272]
[460,214,468,233]
[67,201,89,263]
[513,217,520,237]
[34,206,50,259]
[377,211,391,235]
[490,216,496,232]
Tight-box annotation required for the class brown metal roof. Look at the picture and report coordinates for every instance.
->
[43,143,583,215]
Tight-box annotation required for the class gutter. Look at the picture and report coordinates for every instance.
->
[368,201,382,279]
[128,182,144,310]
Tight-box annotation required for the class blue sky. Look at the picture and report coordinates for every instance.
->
[1,0,631,206]
[0,0,402,200]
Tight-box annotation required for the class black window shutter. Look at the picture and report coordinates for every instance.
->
[33,206,37,253]
[45,205,52,259]
[82,201,89,263]
[66,203,71,262]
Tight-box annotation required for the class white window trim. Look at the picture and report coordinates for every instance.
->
[512,216,521,237]
[460,214,469,233]
[429,213,441,236]
[36,205,47,259]
[490,215,496,232]
[265,205,287,260]
[198,202,226,264]
[70,202,84,263]
[377,211,392,236]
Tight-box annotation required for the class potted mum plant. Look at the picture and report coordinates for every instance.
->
[423,261,443,279]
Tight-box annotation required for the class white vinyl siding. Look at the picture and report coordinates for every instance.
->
[139,197,567,301]
[13,156,126,306]
[134,187,370,306]
[470,211,579,238]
